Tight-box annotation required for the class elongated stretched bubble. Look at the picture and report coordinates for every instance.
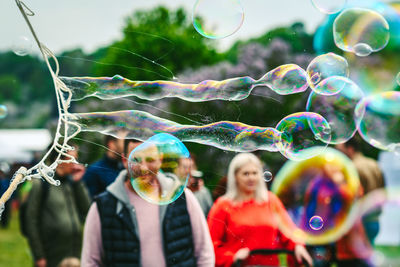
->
[60,64,308,102]
[67,110,281,152]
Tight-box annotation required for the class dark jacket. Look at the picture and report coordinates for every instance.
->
[25,176,91,267]
[95,170,196,267]
[83,155,123,198]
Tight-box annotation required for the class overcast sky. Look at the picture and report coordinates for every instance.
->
[0,0,333,54]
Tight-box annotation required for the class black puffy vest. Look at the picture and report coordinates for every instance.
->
[96,191,196,267]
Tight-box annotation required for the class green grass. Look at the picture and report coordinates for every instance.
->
[0,208,33,266]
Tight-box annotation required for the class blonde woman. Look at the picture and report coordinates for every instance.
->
[208,153,313,267]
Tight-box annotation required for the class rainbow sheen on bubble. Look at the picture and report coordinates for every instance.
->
[311,0,347,14]
[306,78,364,144]
[0,105,8,119]
[354,91,400,151]
[256,64,309,95]
[128,133,189,205]
[192,0,244,39]
[68,109,281,153]
[275,112,331,161]
[312,76,354,96]
[61,64,308,102]
[333,8,390,56]
[12,36,32,56]
[271,147,361,245]
[306,53,349,91]
[309,215,324,231]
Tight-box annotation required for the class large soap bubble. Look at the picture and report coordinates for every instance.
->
[192,0,244,39]
[306,79,364,144]
[128,133,190,205]
[333,8,390,56]
[306,53,349,92]
[271,147,361,245]
[311,0,347,14]
[355,91,400,152]
[275,112,331,161]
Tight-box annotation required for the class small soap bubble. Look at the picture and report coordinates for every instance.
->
[309,215,324,230]
[263,171,273,182]
[192,0,244,39]
[311,0,347,14]
[353,43,372,57]
[12,36,33,56]
[0,105,8,119]
[333,8,390,55]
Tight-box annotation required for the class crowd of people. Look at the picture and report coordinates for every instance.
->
[1,135,386,267]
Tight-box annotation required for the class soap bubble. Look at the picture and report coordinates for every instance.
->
[271,147,361,245]
[263,171,273,182]
[192,0,244,39]
[309,215,324,231]
[306,78,364,144]
[306,53,349,90]
[355,91,400,151]
[311,0,347,14]
[312,76,353,96]
[12,36,33,56]
[275,112,331,161]
[128,133,190,205]
[0,105,8,119]
[333,8,390,55]
[353,43,372,57]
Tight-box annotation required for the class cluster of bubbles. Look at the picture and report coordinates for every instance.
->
[192,0,244,39]
[128,133,189,205]
[0,105,7,119]
[271,147,361,245]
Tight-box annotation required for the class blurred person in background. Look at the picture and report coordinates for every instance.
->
[83,135,124,198]
[25,144,91,267]
[336,136,385,245]
[208,153,313,267]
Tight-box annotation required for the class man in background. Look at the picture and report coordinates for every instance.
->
[83,135,124,198]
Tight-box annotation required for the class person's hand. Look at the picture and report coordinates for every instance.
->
[35,258,47,267]
[71,164,86,182]
[294,244,313,266]
[234,247,250,262]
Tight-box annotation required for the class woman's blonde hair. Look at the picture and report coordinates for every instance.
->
[223,153,268,202]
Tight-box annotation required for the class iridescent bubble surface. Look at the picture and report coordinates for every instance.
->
[271,147,360,245]
[312,76,353,96]
[128,133,189,205]
[355,91,400,151]
[306,53,349,91]
[0,105,7,119]
[396,72,400,86]
[309,215,324,231]
[311,0,347,14]
[12,36,32,56]
[333,8,390,55]
[61,64,308,102]
[192,0,244,39]
[275,112,331,161]
[306,78,364,144]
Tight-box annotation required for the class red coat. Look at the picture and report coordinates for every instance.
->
[208,192,299,267]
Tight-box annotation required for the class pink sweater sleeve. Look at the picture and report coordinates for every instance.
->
[81,202,104,267]
[185,189,215,267]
